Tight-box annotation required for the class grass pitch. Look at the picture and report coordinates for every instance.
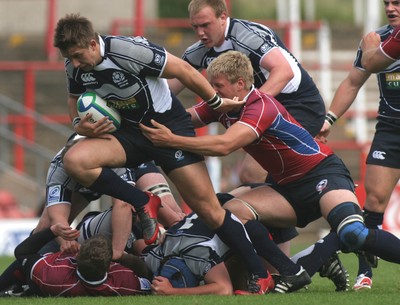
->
[0,249,399,305]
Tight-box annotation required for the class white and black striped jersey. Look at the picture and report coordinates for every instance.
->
[46,145,135,207]
[354,24,400,119]
[182,17,320,101]
[143,213,231,280]
[66,35,173,126]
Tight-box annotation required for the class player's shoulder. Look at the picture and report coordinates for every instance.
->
[375,24,393,38]
[183,40,208,57]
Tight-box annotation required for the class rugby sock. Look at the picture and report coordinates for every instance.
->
[244,220,300,276]
[361,229,400,264]
[357,209,384,277]
[0,260,25,290]
[89,168,149,209]
[215,210,269,278]
[291,231,340,277]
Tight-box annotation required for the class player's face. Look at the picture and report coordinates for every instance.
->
[190,6,227,48]
[384,0,400,27]
[61,40,100,71]
[209,74,240,99]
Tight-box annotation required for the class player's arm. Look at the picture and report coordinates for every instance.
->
[167,78,186,96]
[258,48,294,97]
[361,31,394,72]
[68,93,114,136]
[317,67,370,142]
[151,263,233,295]
[140,119,257,156]
[117,253,153,279]
[161,52,215,101]
[15,224,79,259]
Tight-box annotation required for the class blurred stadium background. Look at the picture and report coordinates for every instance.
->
[1,0,399,255]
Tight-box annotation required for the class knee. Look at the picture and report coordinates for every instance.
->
[327,202,369,252]
[338,221,368,252]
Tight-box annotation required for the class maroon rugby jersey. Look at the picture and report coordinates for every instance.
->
[31,252,150,296]
[193,88,333,184]
[381,25,400,59]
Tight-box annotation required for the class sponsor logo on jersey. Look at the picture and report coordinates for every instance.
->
[385,73,400,90]
[108,97,139,110]
[47,185,62,203]
[175,150,184,161]
[316,179,328,194]
[372,150,386,160]
[81,72,97,84]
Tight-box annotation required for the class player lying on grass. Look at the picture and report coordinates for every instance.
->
[12,223,152,297]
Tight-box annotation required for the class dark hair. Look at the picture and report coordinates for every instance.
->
[76,234,113,282]
[53,13,98,52]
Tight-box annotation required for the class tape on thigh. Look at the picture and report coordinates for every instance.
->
[145,183,172,198]
[232,198,259,221]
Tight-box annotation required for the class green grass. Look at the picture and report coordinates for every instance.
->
[1,249,399,305]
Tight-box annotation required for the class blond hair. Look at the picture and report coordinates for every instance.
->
[206,51,254,88]
[188,0,227,18]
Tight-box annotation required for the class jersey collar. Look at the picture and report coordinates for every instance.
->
[76,269,108,286]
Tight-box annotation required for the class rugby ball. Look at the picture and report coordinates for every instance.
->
[77,92,121,132]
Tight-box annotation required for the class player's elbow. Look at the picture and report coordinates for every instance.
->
[214,143,236,156]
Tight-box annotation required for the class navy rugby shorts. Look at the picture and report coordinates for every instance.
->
[366,117,400,169]
[270,155,356,228]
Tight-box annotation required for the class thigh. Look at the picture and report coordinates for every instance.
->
[65,134,127,168]
[364,164,400,209]
[225,185,297,228]
[168,162,226,228]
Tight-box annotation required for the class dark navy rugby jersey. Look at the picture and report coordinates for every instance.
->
[182,17,320,101]
[355,25,400,119]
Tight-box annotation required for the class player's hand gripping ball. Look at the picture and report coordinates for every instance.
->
[77,92,121,132]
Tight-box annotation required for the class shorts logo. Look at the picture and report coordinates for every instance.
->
[175,150,184,161]
[48,185,61,203]
[316,179,328,194]
[372,150,386,160]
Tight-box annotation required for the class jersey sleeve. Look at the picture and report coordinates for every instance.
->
[191,101,220,125]
[381,25,400,60]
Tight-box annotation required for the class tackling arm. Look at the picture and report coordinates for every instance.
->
[140,119,257,156]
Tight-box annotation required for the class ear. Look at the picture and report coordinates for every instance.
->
[219,11,227,23]
[236,78,245,91]
[89,39,97,50]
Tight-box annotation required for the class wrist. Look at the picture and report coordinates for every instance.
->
[205,94,224,110]
[72,116,81,127]
[325,110,338,126]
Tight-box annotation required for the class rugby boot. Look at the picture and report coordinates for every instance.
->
[137,191,161,245]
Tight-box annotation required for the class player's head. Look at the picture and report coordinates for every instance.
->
[76,234,112,283]
[188,0,227,18]
[54,13,100,71]
[157,257,199,288]
[188,0,228,48]
[206,51,254,98]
